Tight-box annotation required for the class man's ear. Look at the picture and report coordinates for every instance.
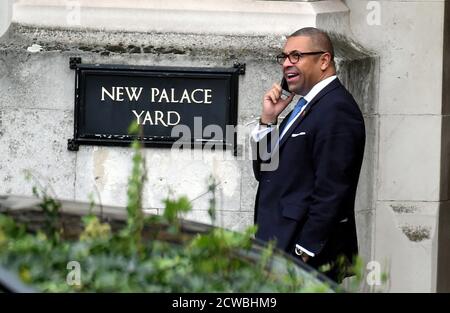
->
[320,52,332,71]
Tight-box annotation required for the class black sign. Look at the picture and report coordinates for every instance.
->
[67,58,244,153]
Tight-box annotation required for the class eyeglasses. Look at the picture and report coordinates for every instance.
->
[276,51,326,65]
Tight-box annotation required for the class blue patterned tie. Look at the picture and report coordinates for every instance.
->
[280,97,308,135]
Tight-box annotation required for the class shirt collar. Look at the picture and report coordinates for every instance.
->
[303,75,337,103]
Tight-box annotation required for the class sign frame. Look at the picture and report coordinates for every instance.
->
[67,58,245,155]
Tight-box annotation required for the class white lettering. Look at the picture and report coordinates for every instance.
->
[132,110,145,124]
[125,87,143,101]
[116,87,124,101]
[170,88,179,103]
[159,89,170,103]
[102,87,214,103]
[204,89,212,104]
[102,86,144,101]
[151,88,160,103]
[191,89,203,104]
[167,111,181,126]
[155,110,168,127]
[171,297,206,311]
[133,110,179,127]
[143,111,154,125]
[101,87,115,101]
[149,88,213,104]
[180,89,191,103]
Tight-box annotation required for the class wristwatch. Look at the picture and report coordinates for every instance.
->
[259,117,277,127]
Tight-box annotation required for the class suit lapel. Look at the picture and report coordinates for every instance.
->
[277,78,342,148]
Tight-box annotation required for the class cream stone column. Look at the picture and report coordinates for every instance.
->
[0,0,13,39]
[343,0,449,292]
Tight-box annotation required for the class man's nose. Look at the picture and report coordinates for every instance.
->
[283,57,294,69]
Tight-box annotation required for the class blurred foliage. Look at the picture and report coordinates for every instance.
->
[0,127,337,292]
[0,210,334,292]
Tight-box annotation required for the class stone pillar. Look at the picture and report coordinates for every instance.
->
[0,0,13,39]
[344,0,448,292]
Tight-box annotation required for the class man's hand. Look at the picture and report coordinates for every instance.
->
[301,255,310,263]
[261,83,295,124]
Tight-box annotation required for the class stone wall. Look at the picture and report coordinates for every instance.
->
[0,21,376,234]
[6,0,445,292]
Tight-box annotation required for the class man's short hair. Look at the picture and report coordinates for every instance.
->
[289,27,335,61]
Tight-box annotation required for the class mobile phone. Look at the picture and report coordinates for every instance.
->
[280,77,291,98]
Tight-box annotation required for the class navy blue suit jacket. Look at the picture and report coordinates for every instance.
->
[252,78,365,277]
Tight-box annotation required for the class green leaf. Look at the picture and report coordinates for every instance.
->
[128,121,140,135]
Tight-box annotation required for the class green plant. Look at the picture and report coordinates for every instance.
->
[23,170,63,244]
[0,125,337,292]
[120,122,146,255]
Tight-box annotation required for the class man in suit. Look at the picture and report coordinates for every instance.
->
[252,27,365,282]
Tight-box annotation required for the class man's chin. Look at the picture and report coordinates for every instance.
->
[288,85,301,95]
[289,88,303,96]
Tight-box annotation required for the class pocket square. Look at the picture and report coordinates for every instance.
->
[292,132,306,137]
